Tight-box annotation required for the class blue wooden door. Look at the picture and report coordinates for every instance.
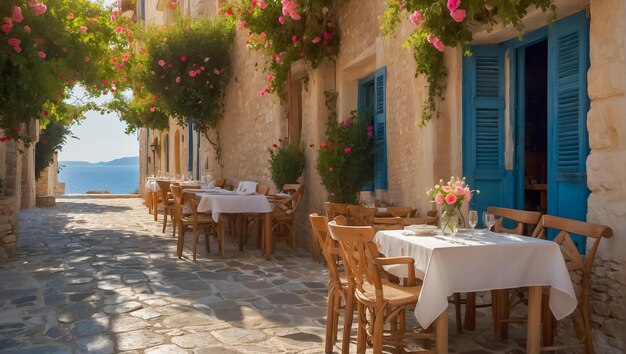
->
[463,46,514,219]
[374,67,388,190]
[547,12,590,252]
[463,46,514,220]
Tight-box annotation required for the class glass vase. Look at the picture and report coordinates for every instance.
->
[440,207,460,236]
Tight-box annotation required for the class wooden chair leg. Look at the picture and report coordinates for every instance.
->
[342,290,354,354]
[356,303,367,354]
[176,225,185,258]
[453,293,463,333]
[153,195,158,221]
[162,208,168,233]
[192,228,200,262]
[325,287,337,353]
[172,217,177,237]
[218,220,225,256]
[492,289,509,339]
[372,308,384,354]
[464,292,477,330]
[204,227,211,254]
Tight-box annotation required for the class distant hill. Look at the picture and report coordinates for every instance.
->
[60,156,139,166]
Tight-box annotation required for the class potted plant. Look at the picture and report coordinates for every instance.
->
[316,110,374,204]
[268,138,305,190]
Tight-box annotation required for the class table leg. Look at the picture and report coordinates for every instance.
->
[464,292,476,330]
[263,212,272,259]
[153,192,158,221]
[526,286,542,354]
[435,309,448,354]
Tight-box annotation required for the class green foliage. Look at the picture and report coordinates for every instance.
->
[382,0,556,125]
[35,115,74,180]
[268,138,305,190]
[108,17,235,134]
[0,0,134,139]
[316,93,374,204]
[222,0,339,98]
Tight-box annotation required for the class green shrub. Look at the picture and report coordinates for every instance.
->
[268,139,305,191]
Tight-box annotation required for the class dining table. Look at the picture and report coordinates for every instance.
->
[373,229,577,354]
[186,189,275,258]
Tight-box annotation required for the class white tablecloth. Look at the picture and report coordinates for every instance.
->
[373,230,577,329]
[144,179,203,192]
[190,191,273,222]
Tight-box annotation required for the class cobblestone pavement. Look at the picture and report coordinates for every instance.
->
[0,197,540,353]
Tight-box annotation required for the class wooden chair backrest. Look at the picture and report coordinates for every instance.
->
[328,217,382,299]
[325,202,350,220]
[532,215,612,281]
[181,190,203,225]
[309,213,341,282]
[487,207,542,236]
[274,184,304,217]
[387,207,416,218]
[372,217,405,231]
[170,185,184,221]
[181,185,200,190]
[347,205,376,226]
[215,177,226,188]
[256,184,270,195]
[156,180,172,202]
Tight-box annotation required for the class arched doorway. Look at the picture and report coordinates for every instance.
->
[174,129,181,175]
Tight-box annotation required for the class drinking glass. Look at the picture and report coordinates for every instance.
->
[468,210,478,239]
[483,212,495,232]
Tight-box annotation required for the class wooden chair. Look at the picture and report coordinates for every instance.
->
[371,216,405,231]
[487,207,543,337]
[347,205,376,226]
[241,184,271,249]
[170,185,222,260]
[386,207,416,218]
[267,184,304,251]
[328,217,438,354]
[309,214,354,354]
[324,202,350,220]
[531,215,612,353]
[156,180,176,236]
[215,177,226,188]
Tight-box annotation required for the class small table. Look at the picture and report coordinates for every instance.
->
[374,229,577,354]
[190,191,274,258]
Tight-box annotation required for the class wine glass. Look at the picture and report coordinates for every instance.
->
[468,210,478,239]
[483,212,495,232]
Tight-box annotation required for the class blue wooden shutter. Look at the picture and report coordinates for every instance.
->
[547,12,590,253]
[165,134,170,172]
[463,46,513,219]
[188,121,194,173]
[374,67,388,189]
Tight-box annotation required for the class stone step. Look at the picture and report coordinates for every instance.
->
[36,195,56,208]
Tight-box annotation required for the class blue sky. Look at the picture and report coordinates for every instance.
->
[60,0,138,163]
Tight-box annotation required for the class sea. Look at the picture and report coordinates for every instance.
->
[58,164,139,194]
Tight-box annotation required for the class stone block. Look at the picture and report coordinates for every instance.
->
[610,302,625,321]
[2,234,16,244]
[36,195,56,208]
[3,242,16,258]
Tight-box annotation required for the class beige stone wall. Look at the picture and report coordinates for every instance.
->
[586,0,626,350]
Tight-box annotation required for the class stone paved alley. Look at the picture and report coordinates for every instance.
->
[0,198,538,353]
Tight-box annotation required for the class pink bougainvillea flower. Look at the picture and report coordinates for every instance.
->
[149,107,156,112]
[115,26,123,33]
[328,166,333,172]
[213,69,221,75]
[445,193,457,205]
[3,17,12,24]
[272,143,278,148]
[12,6,24,23]
[267,74,273,81]
[12,46,21,53]
[200,66,205,71]
[180,56,187,61]
[323,32,333,40]
[278,16,284,24]
[157,59,165,67]
[298,52,304,57]
[409,10,422,26]
[259,90,267,96]
[80,26,88,33]
[169,2,177,9]
[259,31,266,39]
[342,119,350,128]
[122,54,130,62]
[68,12,74,20]
[217,8,223,14]
[23,25,31,33]
[30,2,47,16]
[483,0,494,11]
[162,37,167,43]
[225,9,233,16]
[367,125,374,137]
[189,70,197,77]
[258,0,267,9]
[84,56,90,62]
[344,147,351,154]
[447,0,461,12]
[450,9,466,22]
[251,0,257,7]
[427,34,446,52]
[8,38,21,47]
[311,36,321,44]
[281,0,301,20]
[1,24,12,35]
[291,35,297,42]
[36,37,44,44]
[37,51,46,59]
[175,76,181,83]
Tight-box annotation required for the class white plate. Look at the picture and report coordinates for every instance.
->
[404,224,438,235]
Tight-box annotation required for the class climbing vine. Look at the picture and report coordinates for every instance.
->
[221,0,340,98]
[381,0,556,125]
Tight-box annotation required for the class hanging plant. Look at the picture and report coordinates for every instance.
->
[221,0,340,98]
[381,0,556,126]
[0,0,135,140]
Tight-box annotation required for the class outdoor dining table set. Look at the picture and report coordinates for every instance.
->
[311,207,613,354]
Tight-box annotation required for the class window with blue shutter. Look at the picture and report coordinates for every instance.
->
[374,67,388,189]
[547,12,590,253]
[462,46,513,219]
[165,134,170,172]
[188,121,194,173]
